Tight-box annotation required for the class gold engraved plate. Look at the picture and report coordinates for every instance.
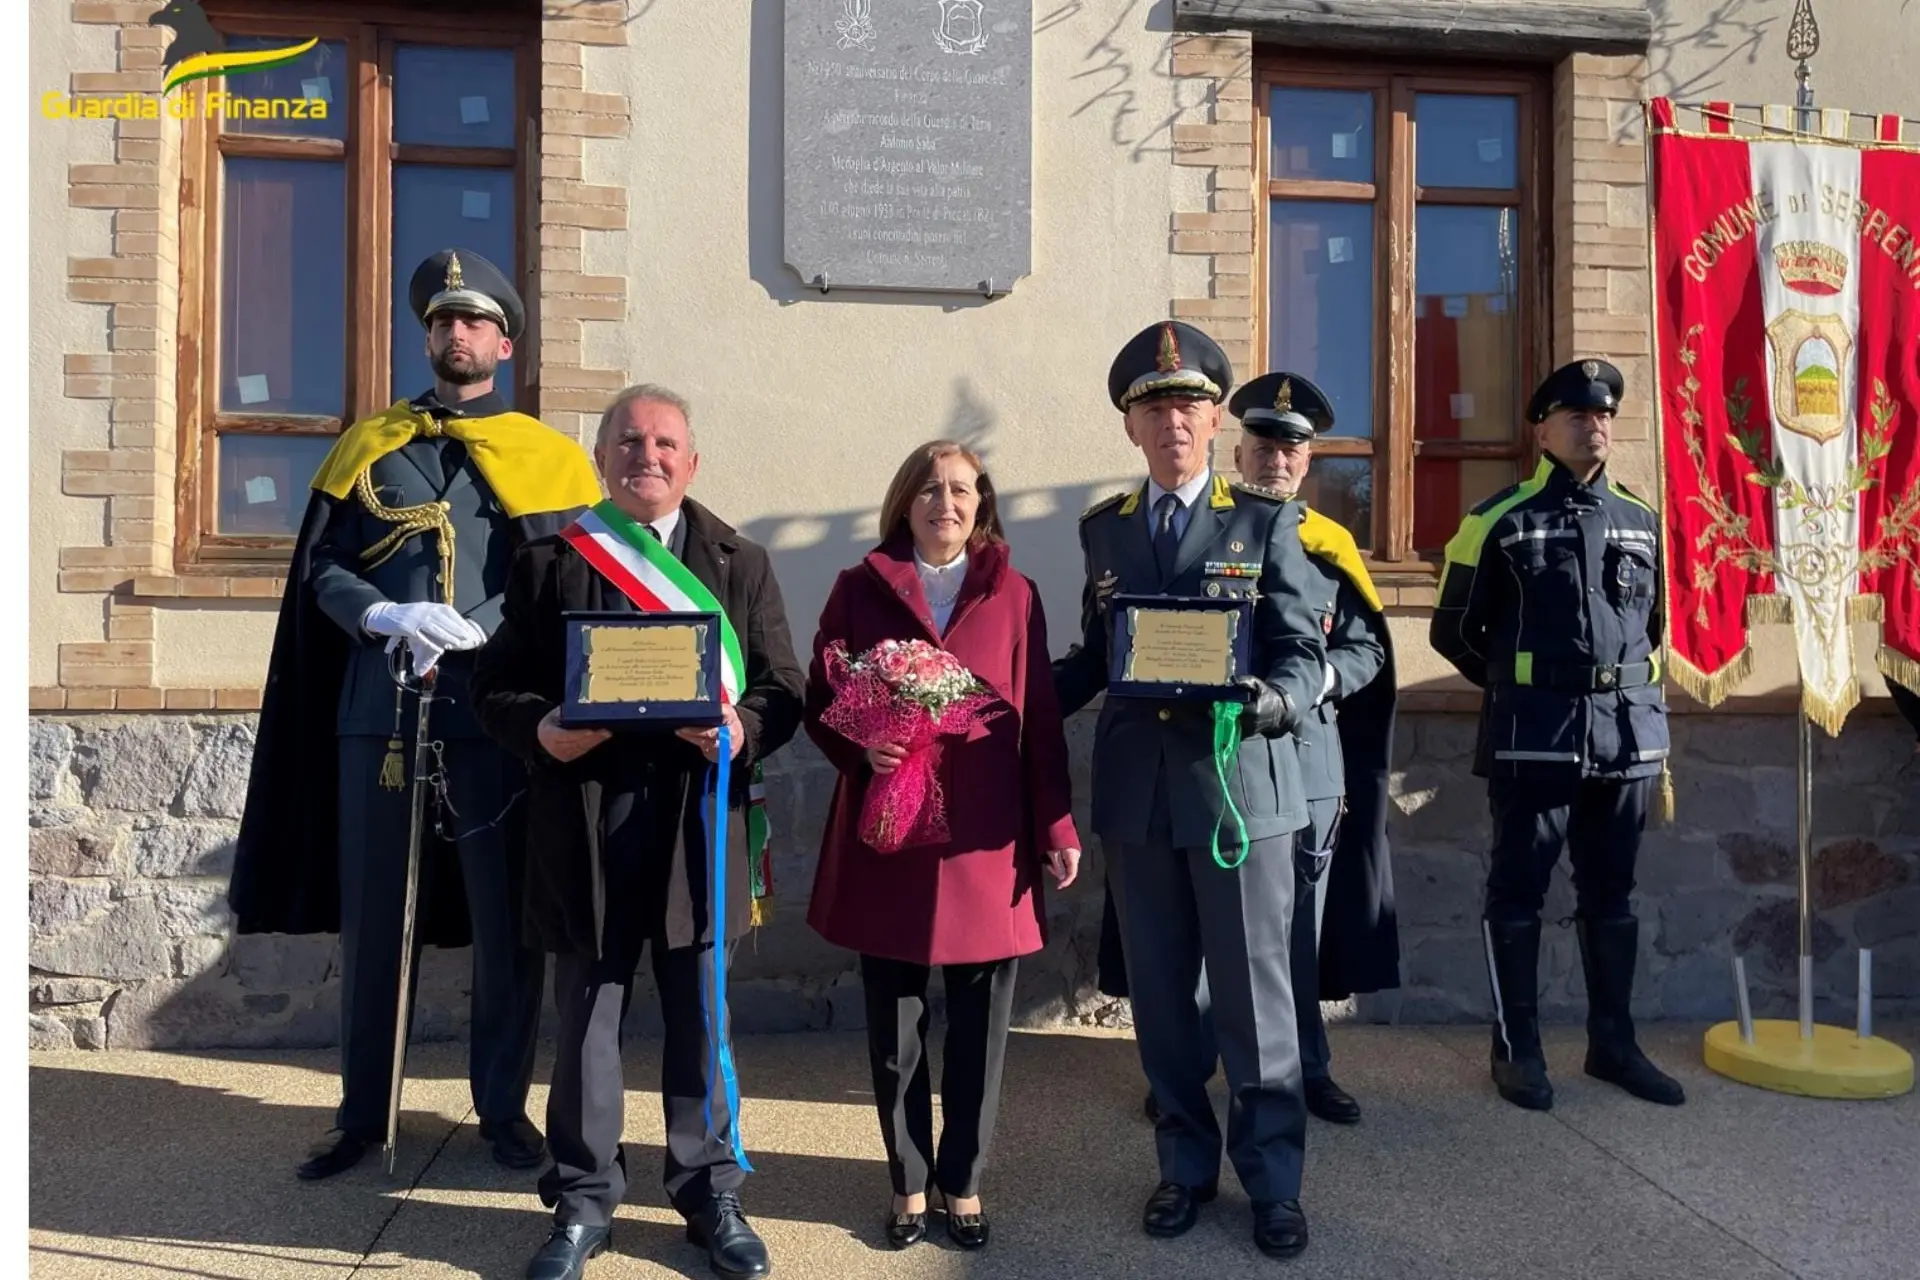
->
[580,623,708,705]
[1124,608,1238,685]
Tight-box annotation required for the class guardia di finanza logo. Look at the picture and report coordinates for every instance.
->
[44,0,323,121]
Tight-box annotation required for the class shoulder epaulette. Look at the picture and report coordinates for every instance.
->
[1467,482,1525,517]
[1080,490,1130,521]
[1230,480,1290,504]
[1608,477,1657,514]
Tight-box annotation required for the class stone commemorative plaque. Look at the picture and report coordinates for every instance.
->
[785,0,1032,294]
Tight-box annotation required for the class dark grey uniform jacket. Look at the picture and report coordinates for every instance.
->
[1296,558,1389,804]
[1055,474,1327,849]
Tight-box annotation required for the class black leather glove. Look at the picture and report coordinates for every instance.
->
[1236,676,1298,738]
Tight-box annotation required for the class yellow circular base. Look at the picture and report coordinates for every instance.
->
[1703,1020,1914,1099]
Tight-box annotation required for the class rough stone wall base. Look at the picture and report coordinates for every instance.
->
[26,712,1920,1051]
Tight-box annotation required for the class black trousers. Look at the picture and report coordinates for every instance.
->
[1485,775,1651,923]
[540,938,741,1226]
[859,953,1018,1199]
[335,736,543,1138]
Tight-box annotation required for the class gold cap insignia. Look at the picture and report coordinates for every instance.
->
[1274,378,1293,412]
[445,251,465,292]
[1156,322,1182,373]
[1582,360,1601,380]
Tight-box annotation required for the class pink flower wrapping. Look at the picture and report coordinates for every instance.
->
[819,639,1002,853]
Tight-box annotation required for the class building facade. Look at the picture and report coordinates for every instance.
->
[27,0,1920,1049]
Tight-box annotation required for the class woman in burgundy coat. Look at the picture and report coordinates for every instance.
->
[805,440,1081,1252]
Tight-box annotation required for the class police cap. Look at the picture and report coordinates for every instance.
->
[1527,358,1623,424]
[409,248,524,341]
[1108,321,1233,412]
[1228,370,1334,442]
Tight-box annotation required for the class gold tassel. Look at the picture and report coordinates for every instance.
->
[378,738,407,790]
[1652,763,1675,827]
[750,897,770,929]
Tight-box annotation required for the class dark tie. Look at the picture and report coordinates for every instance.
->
[1154,493,1181,577]
[643,523,662,542]
[436,438,467,488]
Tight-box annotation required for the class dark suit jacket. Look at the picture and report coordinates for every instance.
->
[470,499,805,956]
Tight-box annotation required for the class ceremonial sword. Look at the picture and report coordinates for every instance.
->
[384,646,439,1175]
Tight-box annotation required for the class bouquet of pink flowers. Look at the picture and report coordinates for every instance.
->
[819,638,1003,853]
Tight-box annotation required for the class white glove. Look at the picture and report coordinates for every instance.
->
[1317,664,1339,707]
[361,602,487,676]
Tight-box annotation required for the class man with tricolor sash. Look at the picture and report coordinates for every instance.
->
[230,248,601,1182]
[1431,358,1685,1115]
[472,383,803,1280]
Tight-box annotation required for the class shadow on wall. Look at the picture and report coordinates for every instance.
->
[1646,0,1780,102]
[743,0,1189,305]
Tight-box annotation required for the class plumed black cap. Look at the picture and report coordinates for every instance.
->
[1228,371,1334,441]
[408,248,524,340]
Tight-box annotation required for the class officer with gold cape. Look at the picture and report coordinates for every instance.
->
[229,249,603,1180]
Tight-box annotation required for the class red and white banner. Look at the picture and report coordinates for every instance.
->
[1650,98,1920,733]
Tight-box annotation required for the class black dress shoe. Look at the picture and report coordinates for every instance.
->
[1143,1090,1161,1123]
[296,1129,369,1181]
[885,1210,926,1249]
[1251,1200,1308,1259]
[945,1210,989,1250]
[526,1223,610,1280]
[1142,1180,1217,1238]
[1304,1077,1362,1125]
[686,1190,771,1279]
[481,1116,548,1169]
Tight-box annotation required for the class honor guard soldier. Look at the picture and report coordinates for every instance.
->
[1227,371,1399,1125]
[1055,321,1326,1260]
[1430,358,1685,1113]
[229,249,604,1179]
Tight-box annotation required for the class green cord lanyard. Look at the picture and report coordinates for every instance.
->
[1210,700,1250,869]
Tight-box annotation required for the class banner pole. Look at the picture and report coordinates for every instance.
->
[1796,700,1814,1041]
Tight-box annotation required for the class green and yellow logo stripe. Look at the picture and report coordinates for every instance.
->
[162,37,319,95]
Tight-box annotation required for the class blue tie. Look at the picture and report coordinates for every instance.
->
[1154,493,1181,577]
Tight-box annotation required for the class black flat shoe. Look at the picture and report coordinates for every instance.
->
[1586,1044,1687,1106]
[481,1116,548,1169]
[1142,1180,1217,1238]
[1304,1077,1362,1125]
[296,1129,369,1181]
[526,1223,610,1280]
[946,1211,989,1250]
[885,1211,926,1249]
[686,1190,771,1279]
[1251,1199,1308,1259]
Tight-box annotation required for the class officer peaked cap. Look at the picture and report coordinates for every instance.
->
[1108,321,1233,411]
[1528,358,1623,424]
[1229,371,1334,442]
[409,248,524,341]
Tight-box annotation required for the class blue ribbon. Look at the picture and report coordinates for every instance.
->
[700,723,754,1172]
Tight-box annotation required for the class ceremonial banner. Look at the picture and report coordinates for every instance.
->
[1649,98,1920,732]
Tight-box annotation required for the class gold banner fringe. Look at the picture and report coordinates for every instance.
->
[1878,645,1920,698]
[1803,676,1861,738]
[1747,593,1794,626]
[1669,647,1755,708]
[1848,593,1886,624]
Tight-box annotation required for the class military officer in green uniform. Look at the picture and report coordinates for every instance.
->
[229,249,604,1179]
[1055,321,1326,1260]
[1430,358,1685,1113]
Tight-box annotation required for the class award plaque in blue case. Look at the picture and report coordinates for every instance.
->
[1106,594,1253,700]
[561,610,726,728]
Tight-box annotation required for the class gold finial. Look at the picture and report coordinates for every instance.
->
[1275,378,1294,412]
[444,251,465,291]
[1156,322,1181,373]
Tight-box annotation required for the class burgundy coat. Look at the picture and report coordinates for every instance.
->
[805,538,1080,966]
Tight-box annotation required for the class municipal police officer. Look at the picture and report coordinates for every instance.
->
[1228,372,1396,1125]
[1055,321,1326,1260]
[1430,358,1685,1113]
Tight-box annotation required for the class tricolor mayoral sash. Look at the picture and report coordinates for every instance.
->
[558,498,769,1168]
[1649,98,1920,732]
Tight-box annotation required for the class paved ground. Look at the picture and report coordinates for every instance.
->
[28,1021,1920,1280]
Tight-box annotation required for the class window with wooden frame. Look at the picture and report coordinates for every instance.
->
[177,1,535,563]
[1254,60,1549,569]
